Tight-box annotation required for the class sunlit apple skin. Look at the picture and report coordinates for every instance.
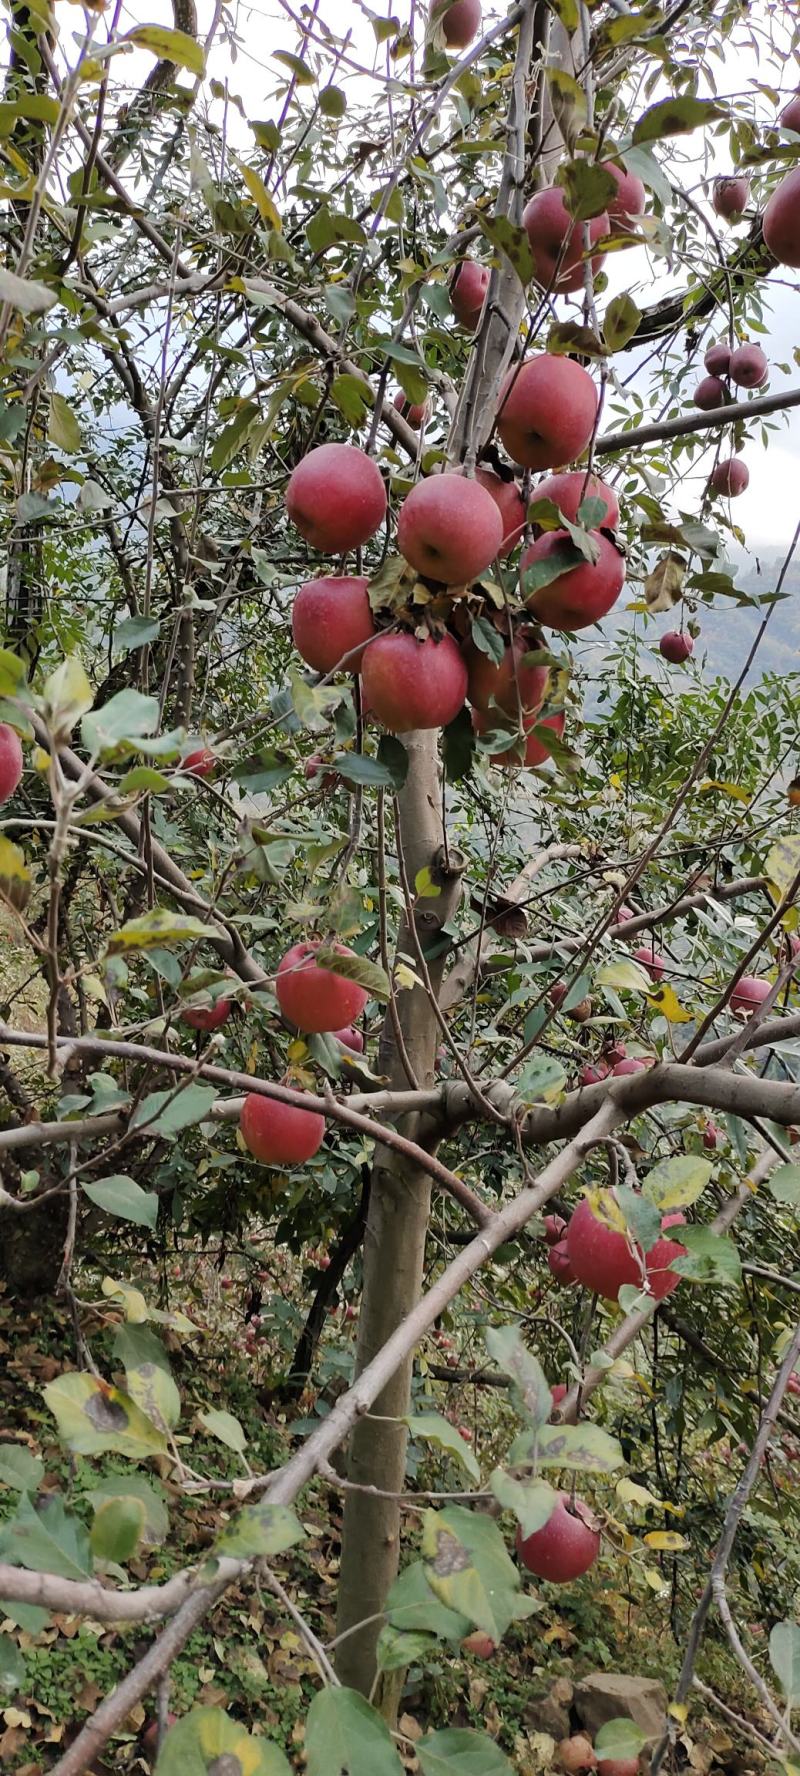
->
[602,159,646,225]
[396,474,503,585]
[781,94,800,132]
[0,724,23,804]
[611,1057,649,1076]
[431,0,481,49]
[473,706,565,768]
[548,1240,577,1284]
[361,632,468,732]
[394,390,427,428]
[475,468,527,555]
[182,998,232,1031]
[240,1090,325,1165]
[292,576,375,674]
[704,341,731,376]
[693,375,726,410]
[276,940,369,1033]
[728,343,768,388]
[497,355,598,472]
[529,470,620,532]
[566,1196,685,1301]
[633,944,665,980]
[522,186,608,293]
[334,1025,364,1053]
[659,631,693,664]
[450,260,490,330]
[763,167,800,268]
[708,456,749,497]
[516,1493,600,1582]
[521,529,625,632]
[285,443,387,554]
[730,975,772,1015]
[712,175,750,221]
[465,630,549,720]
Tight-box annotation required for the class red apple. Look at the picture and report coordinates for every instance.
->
[578,1061,610,1086]
[523,186,608,294]
[659,631,693,664]
[780,94,800,132]
[292,576,374,674]
[182,997,232,1032]
[529,469,620,532]
[394,390,427,428]
[475,468,527,555]
[182,746,216,778]
[550,1382,568,1408]
[557,1736,598,1774]
[693,376,726,410]
[787,1373,800,1397]
[602,159,646,225]
[465,630,549,719]
[616,905,636,924]
[605,1041,627,1066]
[544,1213,568,1246]
[703,1120,721,1150]
[548,1240,577,1284]
[396,473,503,585]
[304,755,338,789]
[431,0,481,49]
[712,175,750,221]
[566,1195,685,1301]
[728,343,768,388]
[521,529,625,631]
[763,167,800,267]
[633,944,665,980]
[473,705,565,768]
[334,1025,364,1053]
[240,1090,325,1166]
[730,975,771,1016]
[361,631,467,732]
[708,456,749,497]
[462,1630,496,1658]
[611,1057,649,1076]
[516,1493,600,1582]
[450,260,490,330]
[276,939,369,1032]
[285,443,387,554]
[597,1761,639,1776]
[0,724,23,804]
[497,355,598,471]
[704,341,731,377]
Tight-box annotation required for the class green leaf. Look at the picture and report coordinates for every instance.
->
[0,1597,47,1633]
[604,292,641,352]
[44,1373,169,1460]
[315,946,390,1005]
[198,1408,247,1454]
[770,1622,800,1703]
[768,1164,800,1205]
[118,765,171,794]
[559,159,618,221]
[0,1445,44,1493]
[214,1500,305,1560]
[0,266,56,314]
[643,1154,714,1210]
[596,957,652,993]
[82,687,159,754]
[406,1413,480,1482]
[306,1687,404,1776]
[106,908,223,954]
[618,142,671,207]
[376,734,409,789]
[131,1083,218,1139]
[332,750,399,789]
[87,1476,168,1546]
[376,1624,438,1671]
[671,1227,742,1287]
[594,1719,647,1761]
[547,321,607,360]
[113,616,161,655]
[81,1174,158,1231]
[512,1421,625,1473]
[616,1185,662,1254]
[766,835,800,902]
[476,214,532,282]
[521,540,583,597]
[443,706,476,783]
[386,1561,470,1641]
[417,1729,514,1776]
[49,391,81,452]
[273,48,316,83]
[632,96,723,144]
[125,24,206,74]
[154,1707,291,1776]
[331,373,372,427]
[114,1323,181,1433]
[422,1505,533,1641]
[0,1494,90,1580]
[484,1326,551,1428]
[209,401,260,472]
[414,867,442,900]
[490,1470,557,1537]
[90,1495,146,1564]
[470,615,505,664]
[515,1054,566,1107]
[42,656,93,738]
[0,1639,25,1698]
[320,84,347,117]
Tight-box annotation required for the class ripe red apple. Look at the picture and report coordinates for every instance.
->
[335,1024,364,1053]
[708,456,749,497]
[182,997,232,1032]
[529,469,620,532]
[730,975,771,1016]
[182,746,216,778]
[597,1761,639,1776]
[0,724,23,804]
[475,468,527,555]
[240,1090,325,1166]
[611,1057,649,1076]
[276,939,369,1033]
[548,1240,577,1284]
[712,175,750,221]
[550,1382,568,1409]
[659,631,693,664]
[431,0,481,49]
[292,576,375,674]
[693,375,726,410]
[787,1373,800,1397]
[557,1736,598,1774]
[616,905,635,924]
[633,944,665,980]
[516,1493,600,1582]
[763,167,800,267]
[318,1253,332,1270]
[544,1213,568,1246]
[605,1041,627,1066]
[550,980,568,1008]
[497,355,598,472]
[304,755,338,789]
[394,390,427,428]
[465,631,549,720]
[285,443,387,554]
[396,473,503,585]
[578,1060,610,1086]
[703,1120,721,1150]
[602,159,646,226]
[704,341,731,376]
[462,1630,496,1658]
[473,706,565,768]
[566,1195,685,1301]
[450,260,490,330]
[361,631,467,732]
[780,93,800,132]
[522,186,608,294]
[521,529,625,631]
[728,343,768,388]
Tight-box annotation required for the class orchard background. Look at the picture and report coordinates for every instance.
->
[3,0,800,1771]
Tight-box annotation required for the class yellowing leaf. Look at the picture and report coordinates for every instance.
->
[643,1530,688,1551]
[616,1478,664,1510]
[668,1703,689,1723]
[644,1567,669,1592]
[646,983,692,1023]
[699,779,751,803]
[766,835,800,904]
[49,391,81,453]
[0,836,31,911]
[596,958,651,993]
[240,165,282,230]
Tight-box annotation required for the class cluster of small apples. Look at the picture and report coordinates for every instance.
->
[554,1734,639,1776]
[694,335,768,412]
[543,1195,686,1302]
[238,940,367,1168]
